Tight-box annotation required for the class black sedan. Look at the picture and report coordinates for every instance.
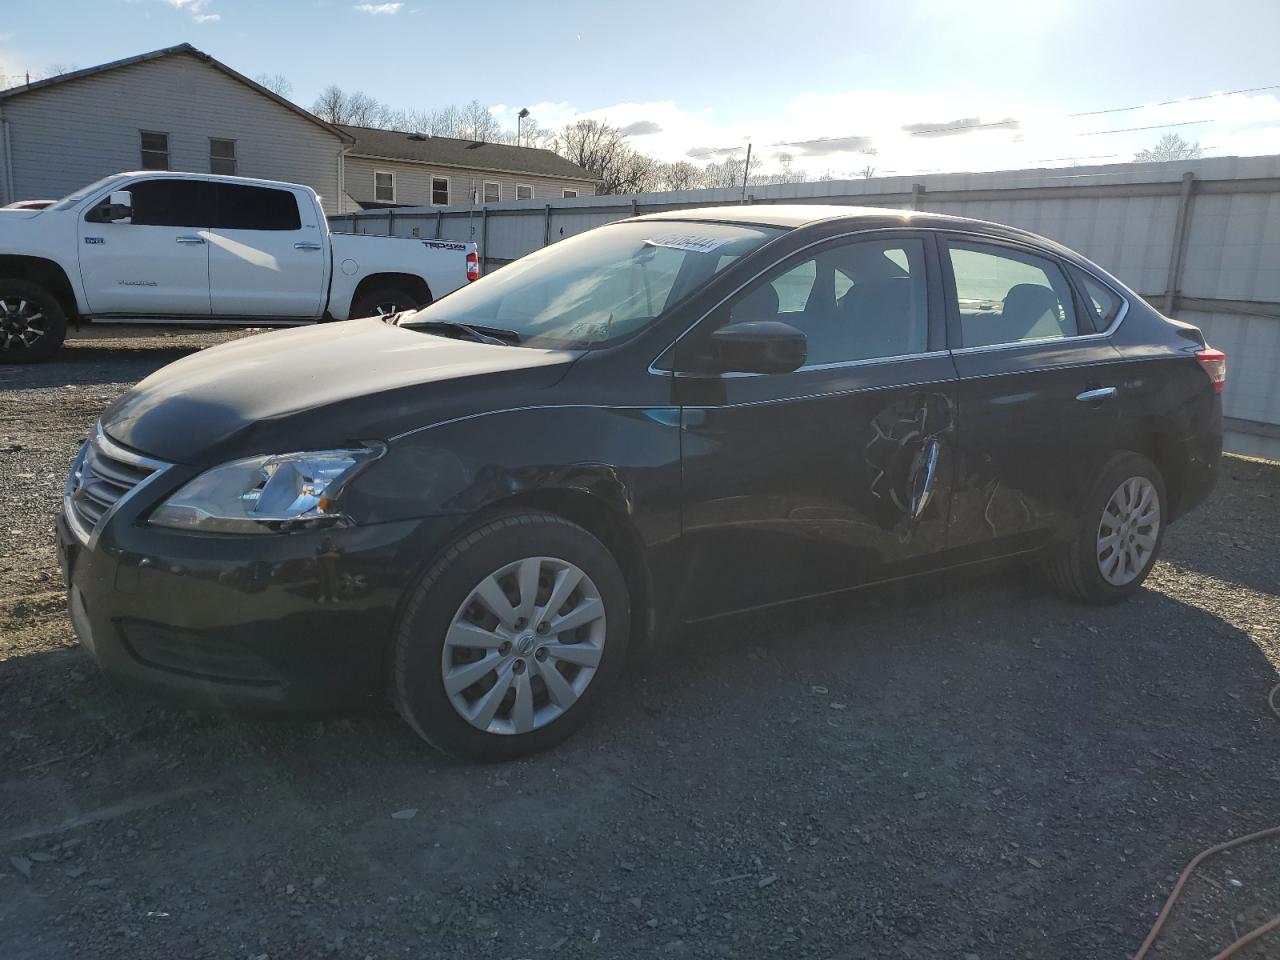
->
[57,205,1224,760]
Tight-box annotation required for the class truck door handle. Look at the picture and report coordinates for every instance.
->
[175,235,206,244]
[1075,386,1117,403]
[293,242,323,250]
[909,438,942,522]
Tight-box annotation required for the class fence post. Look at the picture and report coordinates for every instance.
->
[1163,171,1196,316]
[631,198,639,218]
[480,206,489,272]
[436,209,443,239]
[911,183,925,210]
[543,204,552,247]
[387,208,395,237]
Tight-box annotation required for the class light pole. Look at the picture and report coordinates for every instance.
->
[518,107,530,147]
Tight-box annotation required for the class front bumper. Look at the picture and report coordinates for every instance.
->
[56,510,461,713]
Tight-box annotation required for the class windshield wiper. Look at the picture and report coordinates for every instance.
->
[398,318,521,345]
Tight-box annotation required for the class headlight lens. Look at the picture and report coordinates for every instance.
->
[149,445,383,534]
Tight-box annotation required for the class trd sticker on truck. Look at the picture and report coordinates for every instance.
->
[422,241,467,251]
[117,280,159,287]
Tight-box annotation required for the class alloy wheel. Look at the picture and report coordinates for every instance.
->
[1096,476,1161,586]
[441,556,607,735]
[0,297,48,352]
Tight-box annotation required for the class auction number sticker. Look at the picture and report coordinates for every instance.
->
[642,235,732,254]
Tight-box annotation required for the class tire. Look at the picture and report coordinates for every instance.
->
[1042,451,1167,604]
[0,279,67,363]
[392,512,630,761]
[348,286,426,320]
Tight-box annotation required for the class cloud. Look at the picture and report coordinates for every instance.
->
[620,120,662,137]
[353,2,403,12]
[487,87,1280,180]
[161,0,219,21]
[901,117,1020,138]
[773,134,875,156]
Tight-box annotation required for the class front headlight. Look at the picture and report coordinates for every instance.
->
[149,445,384,534]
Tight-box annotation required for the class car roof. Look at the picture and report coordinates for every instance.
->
[626,203,1075,257]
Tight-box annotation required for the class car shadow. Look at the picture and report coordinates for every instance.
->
[2,559,1277,958]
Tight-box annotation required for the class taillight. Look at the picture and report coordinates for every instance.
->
[1195,348,1226,393]
[466,251,480,282]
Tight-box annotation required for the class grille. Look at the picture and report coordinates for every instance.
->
[64,426,169,544]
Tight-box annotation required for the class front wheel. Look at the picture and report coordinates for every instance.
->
[392,512,630,761]
[1042,451,1167,604]
[0,280,67,363]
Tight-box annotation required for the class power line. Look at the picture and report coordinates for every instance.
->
[1068,82,1280,117]
[1078,119,1212,137]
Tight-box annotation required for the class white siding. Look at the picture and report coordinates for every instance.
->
[344,154,594,208]
[0,53,347,213]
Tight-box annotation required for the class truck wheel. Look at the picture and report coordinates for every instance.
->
[349,286,427,320]
[0,280,67,363]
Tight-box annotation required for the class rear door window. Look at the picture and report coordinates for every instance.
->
[946,241,1079,348]
[212,184,302,231]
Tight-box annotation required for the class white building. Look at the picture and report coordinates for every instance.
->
[0,44,597,216]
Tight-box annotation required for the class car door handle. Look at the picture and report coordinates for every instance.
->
[1075,387,1117,402]
[293,242,323,250]
[909,438,942,522]
[175,235,206,244]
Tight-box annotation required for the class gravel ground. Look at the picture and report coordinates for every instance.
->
[2,327,1279,960]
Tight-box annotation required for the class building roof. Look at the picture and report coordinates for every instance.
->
[337,124,596,183]
[0,43,354,144]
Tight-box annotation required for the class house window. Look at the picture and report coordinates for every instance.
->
[431,176,449,205]
[562,188,579,198]
[516,183,533,201]
[140,131,169,170]
[483,181,500,203]
[209,138,237,175]
[374,171,395,203]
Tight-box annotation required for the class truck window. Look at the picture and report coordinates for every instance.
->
[213,184,302,231]
[124,180,214,227]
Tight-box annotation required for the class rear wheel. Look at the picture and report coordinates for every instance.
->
[0,280,67,363]
[1043,451,1167,604]
[349,286,426,320]
[392,512,630,761]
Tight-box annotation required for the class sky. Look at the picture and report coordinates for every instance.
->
[2,0,1280,178]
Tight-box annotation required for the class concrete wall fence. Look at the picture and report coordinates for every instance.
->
[330,155,1280,460]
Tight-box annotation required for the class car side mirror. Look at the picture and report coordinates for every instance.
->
[709,320,807,375]
[86,190,133,223]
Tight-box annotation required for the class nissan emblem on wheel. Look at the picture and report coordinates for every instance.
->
[56,205,1223,761]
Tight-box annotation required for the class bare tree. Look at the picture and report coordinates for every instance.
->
[310,85,390,127]
[554,119,630,189]
[41,63,78,79]
[312,85,349,124]
[254,72,293,99]
[656,161,701,191]
[858,164,877,179]
[1134,133,1203,163]
[457,100,501,142]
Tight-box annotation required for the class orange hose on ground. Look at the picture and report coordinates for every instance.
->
[1133,684,1280,959]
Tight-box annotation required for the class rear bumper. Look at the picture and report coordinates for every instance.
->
[56,511,460,713]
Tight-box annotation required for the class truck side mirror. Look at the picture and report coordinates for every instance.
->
[87,190,133,223]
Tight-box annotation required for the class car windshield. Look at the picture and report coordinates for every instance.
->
[401,220,783,348]
[46,174,127,211]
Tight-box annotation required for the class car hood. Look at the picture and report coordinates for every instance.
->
[101,317,580,465]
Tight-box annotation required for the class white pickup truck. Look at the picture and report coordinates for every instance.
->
[0,171,478,362]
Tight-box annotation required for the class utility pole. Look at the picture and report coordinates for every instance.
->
[517,107,530,147]
[740,142,752,203]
